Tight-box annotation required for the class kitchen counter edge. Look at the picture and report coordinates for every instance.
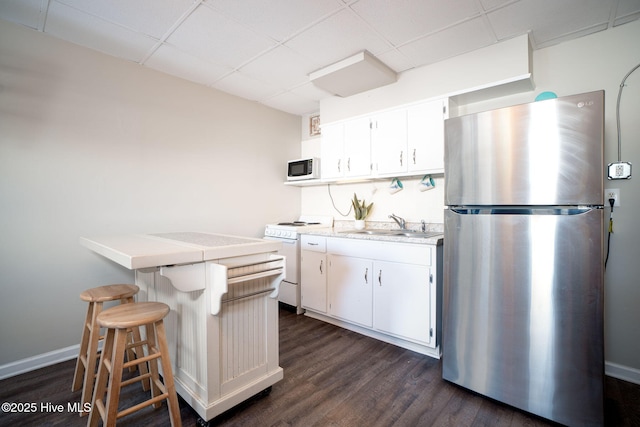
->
[299,228,443,245]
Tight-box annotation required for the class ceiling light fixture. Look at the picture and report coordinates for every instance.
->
[309,50,397,97]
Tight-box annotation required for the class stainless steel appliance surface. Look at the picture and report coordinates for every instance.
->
[443,91,605,426]
[264,215,333,314]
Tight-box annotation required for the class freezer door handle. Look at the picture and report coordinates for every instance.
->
[449,207,599,215]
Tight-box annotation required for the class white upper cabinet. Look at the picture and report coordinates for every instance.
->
[371,108,408,176]
[320,122,344,180]
[407,99,449,174]
[343,117,372,178]
[320,117,371,180]
[320,97,449,183]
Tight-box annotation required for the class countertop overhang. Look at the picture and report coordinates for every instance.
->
[80,232,282,270]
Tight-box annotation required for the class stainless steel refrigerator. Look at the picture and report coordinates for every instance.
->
[443,90,605,426]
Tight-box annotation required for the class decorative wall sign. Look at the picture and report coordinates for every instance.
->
[309,115,321,136]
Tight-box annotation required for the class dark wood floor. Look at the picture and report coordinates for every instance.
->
[1,305,639,426]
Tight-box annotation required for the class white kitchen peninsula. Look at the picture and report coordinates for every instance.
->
[80,232,284,424]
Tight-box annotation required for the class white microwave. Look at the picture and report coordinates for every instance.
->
[287,158,320,181]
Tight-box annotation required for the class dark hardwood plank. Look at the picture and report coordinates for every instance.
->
[0,306,638,426]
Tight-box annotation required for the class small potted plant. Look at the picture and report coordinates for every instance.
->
[351,193,373,230]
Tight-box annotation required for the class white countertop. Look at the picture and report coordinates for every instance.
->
[300,227,444,245]
[81,232,282,269]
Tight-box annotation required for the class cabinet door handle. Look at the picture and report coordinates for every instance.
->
[399,151,403,166]
[413,148,416,164]
[337,159,341,173]
[319,260,323,274]
[364,268,368,284]
[348,157,351,172]
[378,270,382,286]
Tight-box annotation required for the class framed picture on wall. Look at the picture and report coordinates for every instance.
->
[309,115,321,136]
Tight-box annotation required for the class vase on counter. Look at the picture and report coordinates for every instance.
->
[351,193,373,231]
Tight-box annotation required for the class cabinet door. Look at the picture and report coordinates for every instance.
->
[328,254,373,327]
[301,251,327,313]
[407,99,447,173]
[343,117,372,178]
[372,109,408,176]
[373,260,432,346]
[321,122,344,179]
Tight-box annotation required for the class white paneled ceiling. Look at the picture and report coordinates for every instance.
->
[1,0,639,116]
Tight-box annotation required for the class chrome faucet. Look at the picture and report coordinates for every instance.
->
[388,213,406,230]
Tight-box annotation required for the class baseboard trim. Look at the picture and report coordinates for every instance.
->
[2,346,640,386]
[605,361,640,385]
[0,345,79,380]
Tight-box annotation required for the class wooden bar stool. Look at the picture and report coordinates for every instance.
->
[71,284,148,416]
[89,301,182,427]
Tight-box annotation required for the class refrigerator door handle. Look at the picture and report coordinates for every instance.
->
[449,207,599,215]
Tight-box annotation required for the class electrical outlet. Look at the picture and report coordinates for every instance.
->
[606,188,620,207]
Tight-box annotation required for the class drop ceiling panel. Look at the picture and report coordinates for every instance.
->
[1,0,639,116]
[53,0,195,38]
[213,72,281,101]
[616,0,640,25]
[289,82,333,101]
[206,0,344,42]
[398,17,496,66]
[166,4,276,69]
[261,91,319,115]
[240,45,321,90]
[487,0,614,46]
[375,48,416,73]
[145,43,232,86]
[0,0,44,30]
[479,0,514,10]
[352,0,481,45]
[285,8,391,70]
[45,1,158,62]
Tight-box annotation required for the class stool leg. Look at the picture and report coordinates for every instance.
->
[82,301,104,416]
[121,296,137,373]
[89,327,114,427]
[121,295,151,392]
[155,320,182,427]
[72,301,94,392]
[144,322,163,408]
[103,328,128,427]
[73,301,104,417]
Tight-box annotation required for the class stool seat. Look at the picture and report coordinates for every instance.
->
[80,284,139,303]
[97,302,170,329]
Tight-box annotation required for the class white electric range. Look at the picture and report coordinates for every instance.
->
[264,215,333,314]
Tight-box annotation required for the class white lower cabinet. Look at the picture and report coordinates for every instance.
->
[301,235,441,358]
[300,235,327,313]
[373,261,432,346]
[327,255,373,328]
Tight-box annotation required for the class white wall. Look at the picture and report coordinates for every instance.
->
[305,20,640,378]
[0,20,301,367]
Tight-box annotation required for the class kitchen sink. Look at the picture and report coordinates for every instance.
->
[393,231,442,238]
[340,229,442,238]
[340,230,395,235]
